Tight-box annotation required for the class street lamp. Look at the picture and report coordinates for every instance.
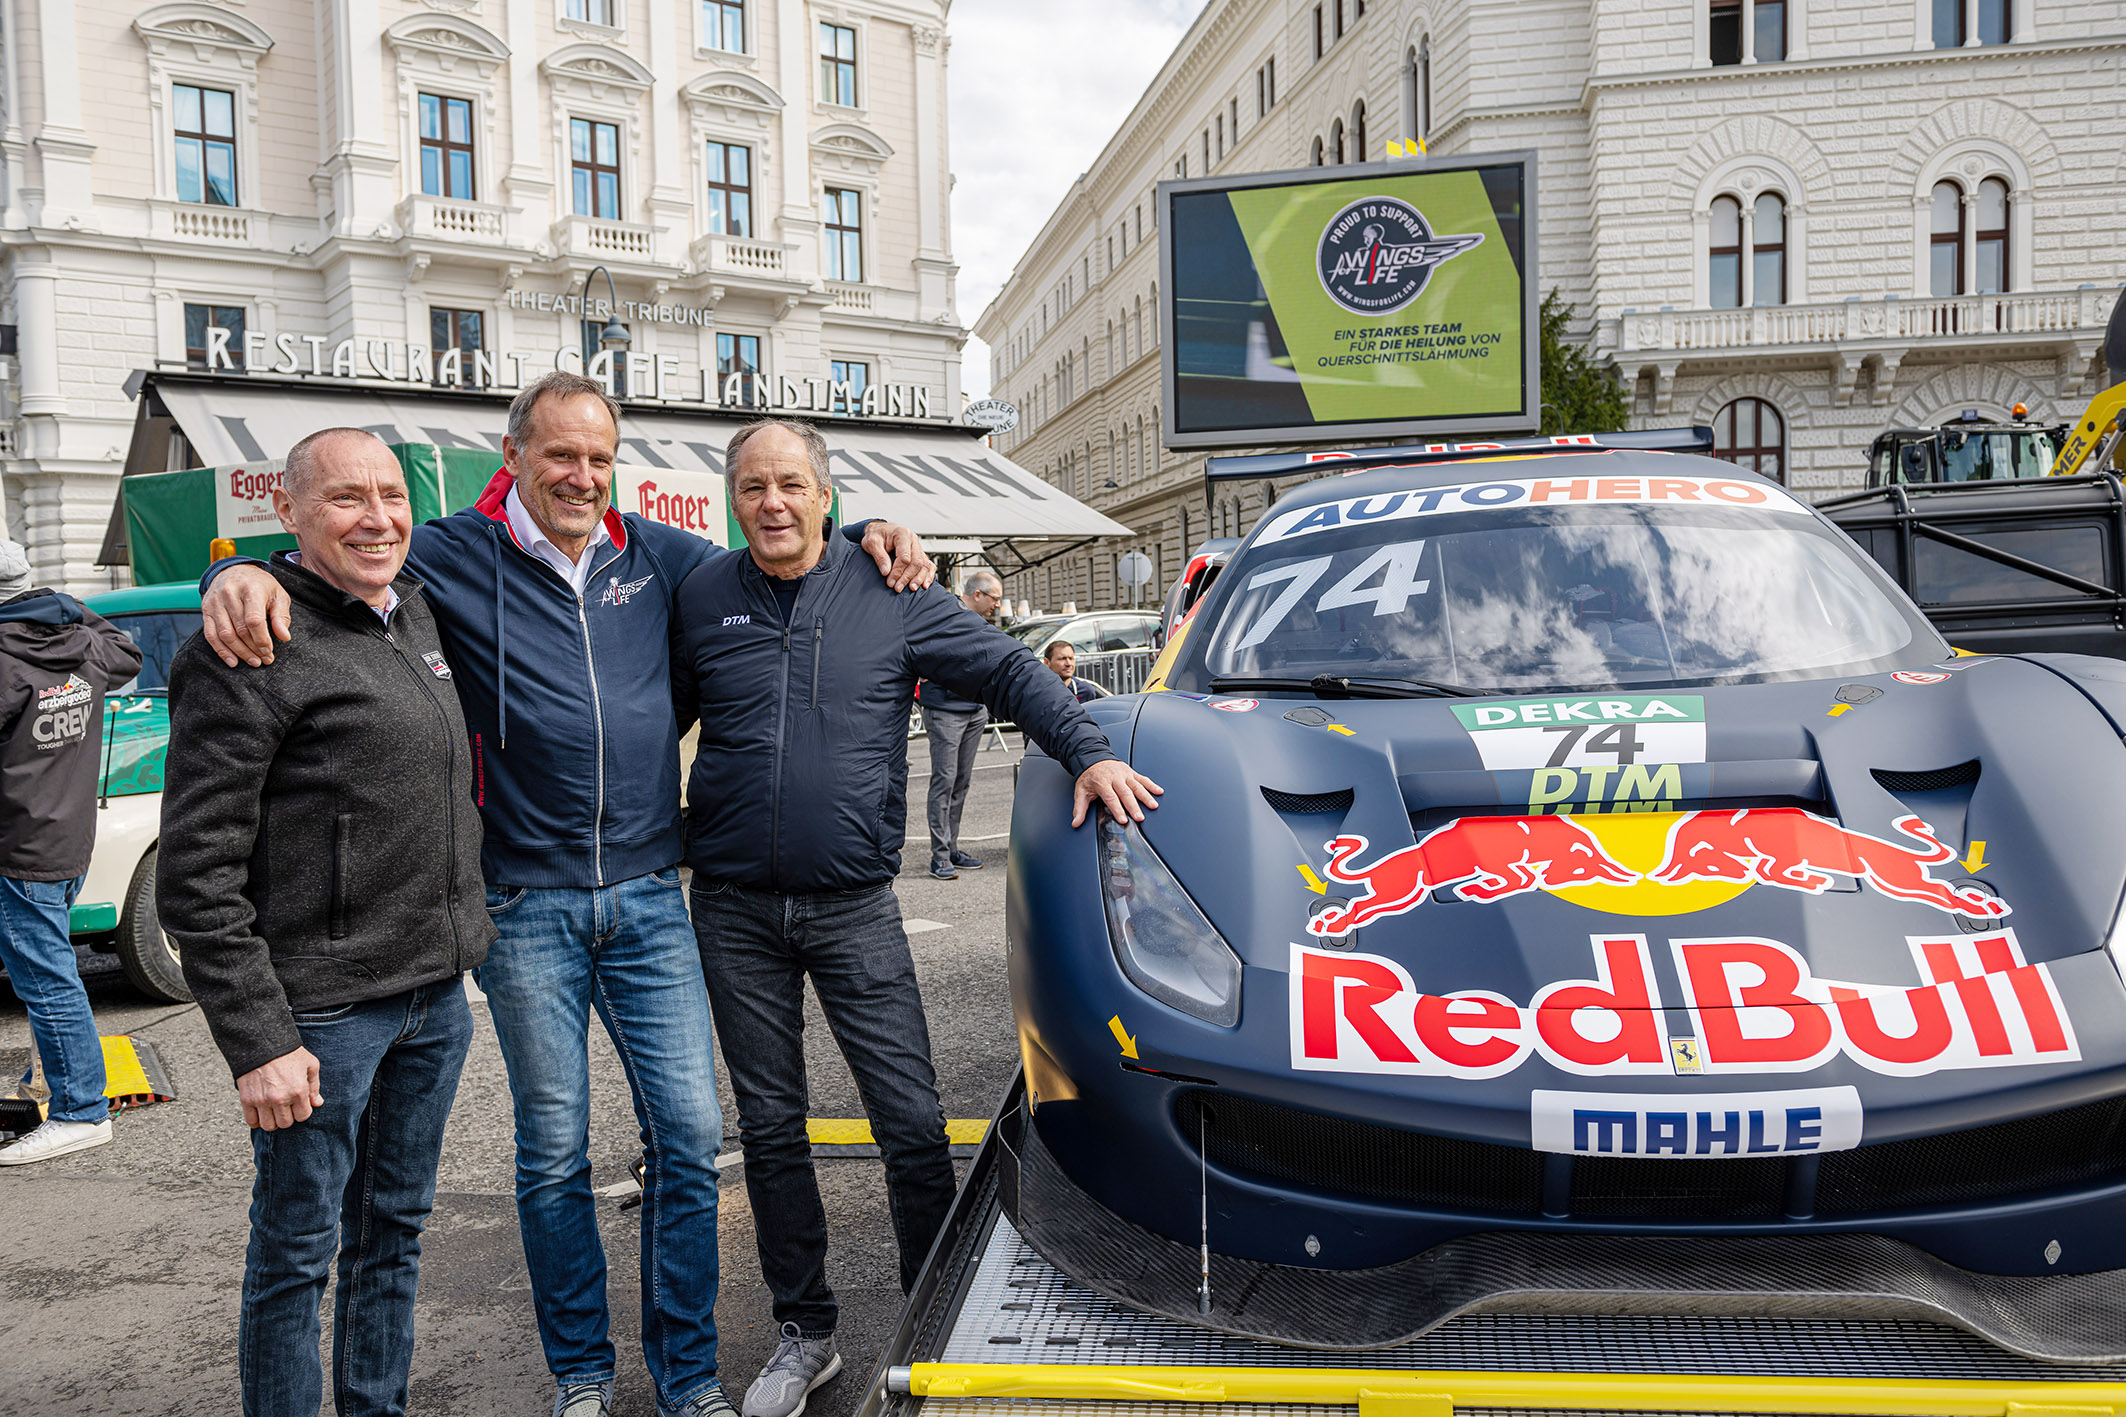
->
[581,264,630,353]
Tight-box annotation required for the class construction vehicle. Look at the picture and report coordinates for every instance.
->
[1822,287,2126,656]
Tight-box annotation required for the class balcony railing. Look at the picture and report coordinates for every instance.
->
[828,283,875,313]
[689,234,794,281]
[1612,288,2115,357]
[552,215,657,262]
[164,204,254,243]
[397,194,510,243]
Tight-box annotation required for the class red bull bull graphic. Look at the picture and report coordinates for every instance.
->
[1290,929,2078,1084]
[1653,808,2007,920]
[1304,807,2005,935]
[1310,817,1640,934]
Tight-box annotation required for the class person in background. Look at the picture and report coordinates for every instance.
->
[0,537,143,1166]
[917,569,1004,880]
[1042,641,1111,705]
[671,419,1161,1417]
[160,429,493,1417]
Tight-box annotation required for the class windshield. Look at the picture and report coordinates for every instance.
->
[1941,429,2058,481]
[107,610,201,693]
[1185,499,1941,693]
[1005,618,1066,646]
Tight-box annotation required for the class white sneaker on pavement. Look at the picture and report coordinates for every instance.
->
[0,1117,111,1166]
[742,1324,841,1417]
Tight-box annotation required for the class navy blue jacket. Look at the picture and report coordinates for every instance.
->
[206,471,883,889]
[673,527,1117,891]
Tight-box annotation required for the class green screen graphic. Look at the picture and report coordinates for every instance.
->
[1169,161,1528,440]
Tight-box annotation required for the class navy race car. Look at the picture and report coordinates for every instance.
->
[1003,444,2126,1361]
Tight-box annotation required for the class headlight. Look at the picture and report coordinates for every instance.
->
[1098,817,1242,1027]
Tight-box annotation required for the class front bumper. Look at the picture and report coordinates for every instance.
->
[1000,1100,2126,1362]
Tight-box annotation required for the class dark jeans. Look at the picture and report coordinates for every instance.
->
[690,880,956,1335]
[239,978,473,1417]
[922,706,987,870]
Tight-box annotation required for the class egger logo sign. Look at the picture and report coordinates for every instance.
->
[1289,929,2078,1083]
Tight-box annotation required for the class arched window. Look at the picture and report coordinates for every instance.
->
[1331,119,1346,164]
[1133,297,1143,356]
[1418,36,1431,144]
[1352,101,1367,163]
[1106,320,1115,377]
[1709,195,1742,308]
[1751,192,1786,306]
[1930,180,1964,296]
[1311,135,1325,166]
[1712,397,1785,483]
[1976,176,2010,294]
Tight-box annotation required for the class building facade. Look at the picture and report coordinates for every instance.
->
[975,0,2123,616]
[0,0,962,590]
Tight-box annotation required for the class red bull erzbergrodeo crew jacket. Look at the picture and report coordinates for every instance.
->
[204,468,885,890]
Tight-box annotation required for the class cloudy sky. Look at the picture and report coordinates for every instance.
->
[947,0,1202,401]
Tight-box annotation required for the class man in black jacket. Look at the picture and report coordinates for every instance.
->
[917,569,1003,880]
[0,539,143,1165]
[161,429,494,1417]
[672,419,1160,1417]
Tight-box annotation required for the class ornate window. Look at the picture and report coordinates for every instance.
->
[1930,180,1965,295]
[1929,175,2013,296]
[822,187,862,282]
[705,141,752,236]
[1751,192,1786,305]
[703,0,745,53]
[1708,189,1788,307]
[1975,177,2010,294]
[1709,195,1743,308]
[566,0,618,27]
[570,117,621,218]
[1352,101,1367,163]
[1712,398,1785,483]
[431,308,484,388]
[1936,0,2010,47]
[1311,135,1325,166]
[418,94,476,200]
[1331,119,1346,165]
[1711,0,1785,64]
[830,359,867,412]
[184,303,245,370]
[174,84,238,206]
[820,23,858,107]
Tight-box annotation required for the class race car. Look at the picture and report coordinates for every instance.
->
[1003,443,2126,1362]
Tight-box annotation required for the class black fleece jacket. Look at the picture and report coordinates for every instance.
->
[160,556,493,1080]
[0,589,144,880]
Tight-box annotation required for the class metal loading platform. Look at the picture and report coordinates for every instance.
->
[857,1075,2126,1417]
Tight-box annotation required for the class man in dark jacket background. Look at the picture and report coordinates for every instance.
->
[195,374,932,1417]
[916,569,1003,880]
[0,538,142,1166]
[671,418,1161,1417]
[162,428,494,1417]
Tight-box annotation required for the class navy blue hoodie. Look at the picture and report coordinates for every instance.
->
[207,470,882,889]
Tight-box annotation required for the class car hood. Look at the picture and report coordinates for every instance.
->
[1128,656,2126,1110]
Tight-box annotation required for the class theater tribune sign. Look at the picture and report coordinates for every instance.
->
[196,291,942,420]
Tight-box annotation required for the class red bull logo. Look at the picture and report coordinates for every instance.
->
[1304,807,2005,935]
[1291,929,2078,1081]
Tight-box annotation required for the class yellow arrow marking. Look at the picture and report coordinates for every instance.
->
[1327,724,1356,736]
[1107,1015,1139,1059]
[1826,703,1851,717]
[1963,840,1989,872]
[1297,864,1328,895]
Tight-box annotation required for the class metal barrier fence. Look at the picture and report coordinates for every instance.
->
[1073,648,1157,696]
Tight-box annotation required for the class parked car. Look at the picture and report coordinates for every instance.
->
[1005,442,2126,1362]
[1005,610,1163,658]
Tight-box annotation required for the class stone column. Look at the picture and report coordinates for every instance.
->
[777,0,818,283]
[32,0,93,227]
[327,0,397,238]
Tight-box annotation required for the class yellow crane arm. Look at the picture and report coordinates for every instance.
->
[2056,377,2126,478]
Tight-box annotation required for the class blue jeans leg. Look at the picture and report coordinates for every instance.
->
[240,981,472,1417]
[475,869,723,1408]
[0,875,106,1123]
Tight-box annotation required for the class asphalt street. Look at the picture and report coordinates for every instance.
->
[0,734,1031,1417]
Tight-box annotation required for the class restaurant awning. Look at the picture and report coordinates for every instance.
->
[118,372,1129,568]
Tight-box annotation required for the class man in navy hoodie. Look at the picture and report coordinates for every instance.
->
[198,373,930,1417]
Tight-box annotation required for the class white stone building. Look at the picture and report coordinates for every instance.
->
[975,0,2124,616]
[0,0,964,590]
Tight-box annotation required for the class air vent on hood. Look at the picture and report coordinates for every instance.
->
[1261,787,1356,815]
[1871,760,1980,794]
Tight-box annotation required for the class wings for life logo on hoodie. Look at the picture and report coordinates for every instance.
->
[33,673,94,750]
[600,573,653,607]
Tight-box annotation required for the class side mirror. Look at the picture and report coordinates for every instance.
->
[1900,444,1930,481]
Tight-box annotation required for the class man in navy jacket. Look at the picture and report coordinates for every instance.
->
[198,373,930,1417]
[671,419,1159,1417]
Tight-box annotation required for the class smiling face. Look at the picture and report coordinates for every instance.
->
[730,426,833,577]
[272,435,413,608]
[502,391,617,560]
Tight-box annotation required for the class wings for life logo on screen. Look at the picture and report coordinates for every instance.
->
[1315,197,1485,317]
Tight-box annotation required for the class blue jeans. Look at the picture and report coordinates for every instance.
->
[0,874,106,1124]
[690,880,955,1335]
[239,978,473,1417]
[473,868,722,1408]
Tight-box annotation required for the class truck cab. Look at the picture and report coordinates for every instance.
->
[1866,407,2066,487]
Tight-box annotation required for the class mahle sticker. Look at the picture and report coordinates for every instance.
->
[1452,694,1706,772]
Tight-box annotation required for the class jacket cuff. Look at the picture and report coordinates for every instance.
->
[199,553,269,596]
[1060,743,1119,780]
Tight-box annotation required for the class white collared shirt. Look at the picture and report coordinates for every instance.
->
[505,484,612,597]
[286,550,399,624]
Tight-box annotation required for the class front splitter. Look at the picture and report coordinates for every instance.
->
[1000,1105,2126,1364]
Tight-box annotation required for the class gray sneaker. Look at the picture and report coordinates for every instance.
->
[742,1324,842,1417]
[553,1380,613,1417]
[663,1380,742,1417]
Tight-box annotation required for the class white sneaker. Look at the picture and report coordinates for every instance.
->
[0,1117,112,1166]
